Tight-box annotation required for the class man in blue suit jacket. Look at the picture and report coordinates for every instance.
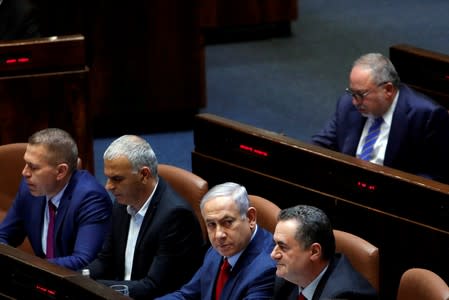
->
[271,205,378,300]
[312,53,449,183]
[156,182,277,300]
[0,128,112,270]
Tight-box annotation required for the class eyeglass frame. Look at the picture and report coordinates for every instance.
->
[345,81,389,101]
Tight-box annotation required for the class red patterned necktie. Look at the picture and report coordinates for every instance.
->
[46,200,56,258]
[297,292,306,300]
[215,258,231,300]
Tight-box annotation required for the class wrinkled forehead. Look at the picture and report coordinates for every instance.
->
[104,156,134,174]
[24,144,52,165]
[349,65,374,88]
[203,196,241,218]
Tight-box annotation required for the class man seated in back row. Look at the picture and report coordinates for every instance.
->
[312,53,449,183]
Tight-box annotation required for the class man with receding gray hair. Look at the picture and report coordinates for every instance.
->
[85,135,204,300]
[156,182,276,300]
[312,53,449,183]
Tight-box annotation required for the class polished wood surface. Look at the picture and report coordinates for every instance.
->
[87,0,206,135]
[2,1,206,136]
[390,44,449,110]
[199,0,298,28]
[199,0,298,42]
[192,113,449,300]
[0,244,128,299]
[0,35,94,172]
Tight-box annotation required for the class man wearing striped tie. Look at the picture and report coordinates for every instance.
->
[312,53,449,184]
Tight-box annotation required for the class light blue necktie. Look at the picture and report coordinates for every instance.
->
[359,117,383,161]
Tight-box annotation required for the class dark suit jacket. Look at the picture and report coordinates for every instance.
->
[0,0,41,40]
[156,226,276,300]
[312,84,449,183]
[272,254,378,300]
[0,170,112,270]
[87,178,204,300]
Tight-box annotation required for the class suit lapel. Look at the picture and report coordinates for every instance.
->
[117,204,131,260]
[53,175,75,238]
[132,180,164,251]
[218,229,264,299]
[203,250,222,299]
[29,196,47,255]
[344,112,366,156]
[385,87,410,165]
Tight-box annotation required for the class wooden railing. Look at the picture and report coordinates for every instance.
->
[192,113,449,300]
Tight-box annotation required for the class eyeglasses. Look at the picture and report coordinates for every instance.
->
[345,81,389,101]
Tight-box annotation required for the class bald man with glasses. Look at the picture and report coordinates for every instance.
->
[312,53,449,184]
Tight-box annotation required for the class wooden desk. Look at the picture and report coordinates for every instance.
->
[192,113,449,300]
[390,44,449,110]
[87,0,206,135]
[7,0,206,136]
[0,35,94,173]
[199,0,298,42]
[0,244,128,299]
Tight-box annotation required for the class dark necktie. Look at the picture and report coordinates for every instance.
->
[215,258,231,300]
[297,292,306,300]
[359,117,383,161]
[46,200,56,259]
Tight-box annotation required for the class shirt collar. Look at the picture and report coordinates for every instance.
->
[381,88,399,127]
[300,263,329,300]
[223,225,258,269]
[127,180,158,217]
[47,182,69,209]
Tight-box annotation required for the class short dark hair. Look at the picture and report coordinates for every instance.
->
[278,205,335,260]
[28,128,78,172]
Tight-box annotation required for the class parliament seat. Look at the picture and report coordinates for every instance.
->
[0,143,83,255]
[0,143,33,254]
[396,268,449,300]
[157,164,209,241]
[248,194,281,233]
[333,229,380,292]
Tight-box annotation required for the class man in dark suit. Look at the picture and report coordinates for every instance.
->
[0,128,112,270]
[155,182,277,300]
[312,53,449,183]
[85,135,204,300]
[271,205,378,300]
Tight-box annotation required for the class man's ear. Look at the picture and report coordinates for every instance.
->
[140,166,151,183]
[309,242,322,261]
[247,207,257,228]
[56,163,69,180]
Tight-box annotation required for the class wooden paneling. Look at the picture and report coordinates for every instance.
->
[200,0,298,28]
[390,44,449,110]
[87,0,206,135]
[199,0,298,43]
[0,244,129,299]
[192,113,449,300]
[0,35,94,172]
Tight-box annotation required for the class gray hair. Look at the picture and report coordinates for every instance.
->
[353,53,401,87]
[103,135,158,177]
[200,182,249,219]
[28,128,78,172]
